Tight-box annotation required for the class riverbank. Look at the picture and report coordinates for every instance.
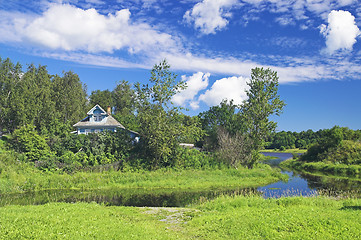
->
[0,158,286,194]
[281,158,361,178]
[262,148,307,154]
[1,195,360,239]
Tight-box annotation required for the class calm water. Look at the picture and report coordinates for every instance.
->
[0,188,258,207]
[259,152,361,198]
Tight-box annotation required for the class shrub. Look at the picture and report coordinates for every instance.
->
[11,124,53,162]
[175,148,219,169]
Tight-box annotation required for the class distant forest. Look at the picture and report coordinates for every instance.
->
[267,128,361,150]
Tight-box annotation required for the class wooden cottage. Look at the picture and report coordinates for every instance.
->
[73,104,125,134]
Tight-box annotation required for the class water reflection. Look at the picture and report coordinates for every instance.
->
[0,187,257,207]
[260,152,361,198]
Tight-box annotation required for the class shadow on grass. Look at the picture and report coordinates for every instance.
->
[340,206,361,211]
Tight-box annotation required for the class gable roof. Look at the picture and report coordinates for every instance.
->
[87,104,107,115]
[73,105,125,128]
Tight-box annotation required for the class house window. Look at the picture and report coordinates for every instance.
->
[94,115,102,122]
[80,129,85,133]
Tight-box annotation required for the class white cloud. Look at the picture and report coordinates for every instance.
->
[172,72,210,109]
[183,0,238,34]
[198,76,249,106]
[320,10,360,54]
[0,4,177,54]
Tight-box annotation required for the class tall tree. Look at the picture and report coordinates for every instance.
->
[112,80,135,115]
[112,80,139,131]
[52,71,87,124]
[135,60,186,168]
[241,67,285,168]
[0,57,22,133]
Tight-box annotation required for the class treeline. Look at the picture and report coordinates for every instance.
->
[266,127,361,150]
[281,126,361,177]
[1,57,285,171]
[0,58,87,134]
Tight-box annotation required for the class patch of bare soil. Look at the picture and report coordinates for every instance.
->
[142,207,199,231]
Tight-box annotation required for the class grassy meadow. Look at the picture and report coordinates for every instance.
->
[1,195,361,239]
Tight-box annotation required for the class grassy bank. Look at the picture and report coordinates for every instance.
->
[0,148,286,194]
[280,158,361,178]
[1,195,361,239]
[0,166,285,194]
[262,148,307,154]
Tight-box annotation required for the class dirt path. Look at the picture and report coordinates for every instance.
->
[142,207,199,231]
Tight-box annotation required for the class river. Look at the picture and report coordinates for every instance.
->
[259,152,361,198]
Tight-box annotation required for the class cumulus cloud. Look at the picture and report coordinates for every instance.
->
[320,10,360,54]
[183,0,238,34]
[172,72,210,110]
[0,4,177,54]
[198,76,249,106]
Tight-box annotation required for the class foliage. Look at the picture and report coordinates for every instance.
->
[0,57,88,134]
[0,58,23,133]
[267,127,361,150]
[174,148,220,169]
[135,60,188,168]
[300,126,361,164]
[241,67,285,167]
[113,80,136,115]
[52,71,88,124]
[112,80,139,131]
[11,124,52,162]
[89,89,113,111]
[198,100,241,150]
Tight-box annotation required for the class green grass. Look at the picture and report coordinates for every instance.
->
[281,158,361,178]
[186,195,361,239]
[262,148,307,154]
[1,195,361,239]
[0,166,285,194]
[0,149,286,194]
[0,202,183,239]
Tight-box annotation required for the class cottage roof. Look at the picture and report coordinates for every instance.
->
[87,104,107,115]
[73,115,125,128]
[73,104,125,128]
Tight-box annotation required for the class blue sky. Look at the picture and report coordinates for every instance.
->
[1,0,361,132]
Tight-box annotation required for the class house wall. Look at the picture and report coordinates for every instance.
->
[77,127,117,134]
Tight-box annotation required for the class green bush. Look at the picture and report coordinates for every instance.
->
[11,124,53,162]
[175,148,220,169]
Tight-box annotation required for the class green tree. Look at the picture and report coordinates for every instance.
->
[135,60,186,168]
[198,100,242,150]
[112,80,135,115]
[112,80,139,131]
[0,57,22,133]
[89,89,113,111]
[52,71,87,124]
[241,67,285,168]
